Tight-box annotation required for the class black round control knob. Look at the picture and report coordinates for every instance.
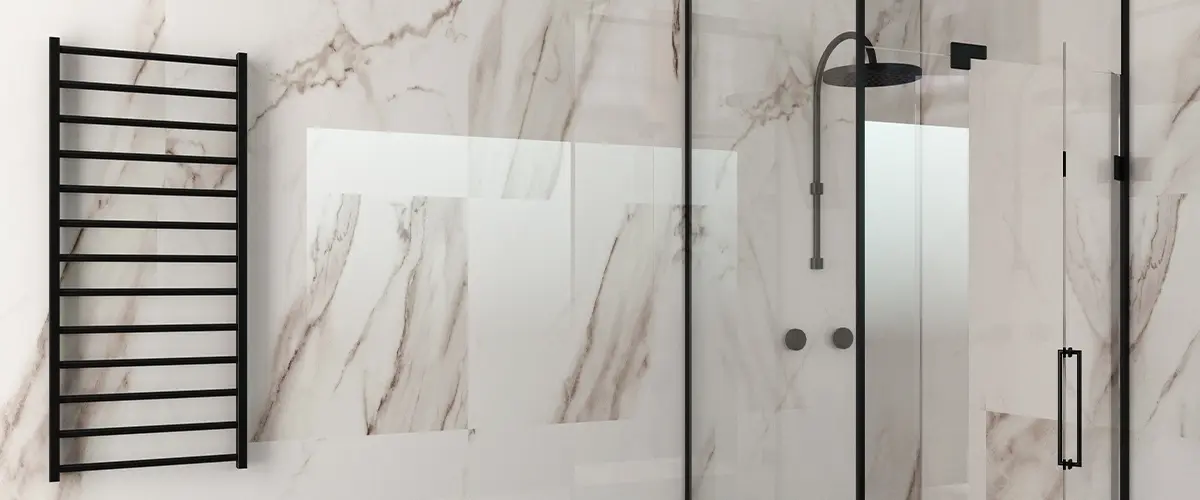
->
[832,327,854,349]
[784,329,807,351]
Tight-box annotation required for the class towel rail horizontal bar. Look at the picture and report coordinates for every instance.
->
[59,80,237,100]
[60,254,236,263]
[59,454,238,473]
[60,115,236,132]
[60,184,237,198]
[60,287,236,297]
[59,356,238,369]
[60,323,238,334]
[60,45,237,67]
[60,389,237,404]
[61,421,237,439]
[60,150,237,165]
[59,219,236,231]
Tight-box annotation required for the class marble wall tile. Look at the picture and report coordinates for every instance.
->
[468,137,571,200]
[1129,194,1200,436]
[256,193,468,441]
[568,2,681,148]
[920,0,1118,73]
[564,201,680,423]
[923,483,970,500]
[985,412,1063,500]
[465,195,574,428]
[1130,0,1200,189]
[1128,0,1200,490]
[466,420,680,500]
[28,431,468,500]
[465,0,575,143]
[1130,432,1200,499]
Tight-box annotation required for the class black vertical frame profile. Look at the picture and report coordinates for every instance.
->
[854,0,866,496]
[47,37,248,480]
[235,52,249,471]
[48,36,62,484]
[1119,0,1132,493]
[681,0,694,499]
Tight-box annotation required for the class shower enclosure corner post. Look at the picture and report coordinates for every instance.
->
[1118,0,1131,493]
[681,0,694,498]
[854,0,866,499]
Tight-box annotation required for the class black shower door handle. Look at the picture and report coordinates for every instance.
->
[1058,347,1083,470]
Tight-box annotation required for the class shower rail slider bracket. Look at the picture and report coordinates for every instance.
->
[48,37,249,481]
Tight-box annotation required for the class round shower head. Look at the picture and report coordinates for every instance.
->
[820,62,923,88]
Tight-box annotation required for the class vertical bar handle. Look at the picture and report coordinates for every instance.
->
[1058,347,1083,470]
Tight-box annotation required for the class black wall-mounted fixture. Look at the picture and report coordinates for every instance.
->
[1118,0,1132,494]
[831,327,855,349]
[784,329,808,351]
[811,32,922,270]
[949,42,988,70]
[48,37,249,481]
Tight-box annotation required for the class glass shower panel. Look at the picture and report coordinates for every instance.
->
[862,47,971,500]
[967,57,1067,499]
[1062,65,1120,500]
[688,4,856,499]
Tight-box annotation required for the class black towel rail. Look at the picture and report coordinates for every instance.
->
[48,37,249,481]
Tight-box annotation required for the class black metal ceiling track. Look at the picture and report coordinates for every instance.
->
[48,37,249,481]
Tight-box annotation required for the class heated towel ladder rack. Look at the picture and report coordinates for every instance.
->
[48,37,248,481]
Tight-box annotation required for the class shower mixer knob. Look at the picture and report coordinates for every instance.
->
[784,329,808,351]
[831,327,855,349]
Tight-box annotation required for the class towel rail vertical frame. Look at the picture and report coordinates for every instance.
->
[234,52,249,470]
[48,36,62,484]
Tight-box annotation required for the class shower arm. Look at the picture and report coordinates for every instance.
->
[810,32,877,270]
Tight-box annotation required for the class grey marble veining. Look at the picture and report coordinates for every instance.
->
[254,193,468,441]
[558,204,683,423]
[985,412,1062,500]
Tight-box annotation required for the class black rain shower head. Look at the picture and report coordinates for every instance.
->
[820,62,923,88]
[809,32,924,270]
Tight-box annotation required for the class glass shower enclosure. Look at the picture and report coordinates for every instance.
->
[682,3,1122,498]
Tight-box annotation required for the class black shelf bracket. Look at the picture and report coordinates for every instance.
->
[48,37,249,481]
